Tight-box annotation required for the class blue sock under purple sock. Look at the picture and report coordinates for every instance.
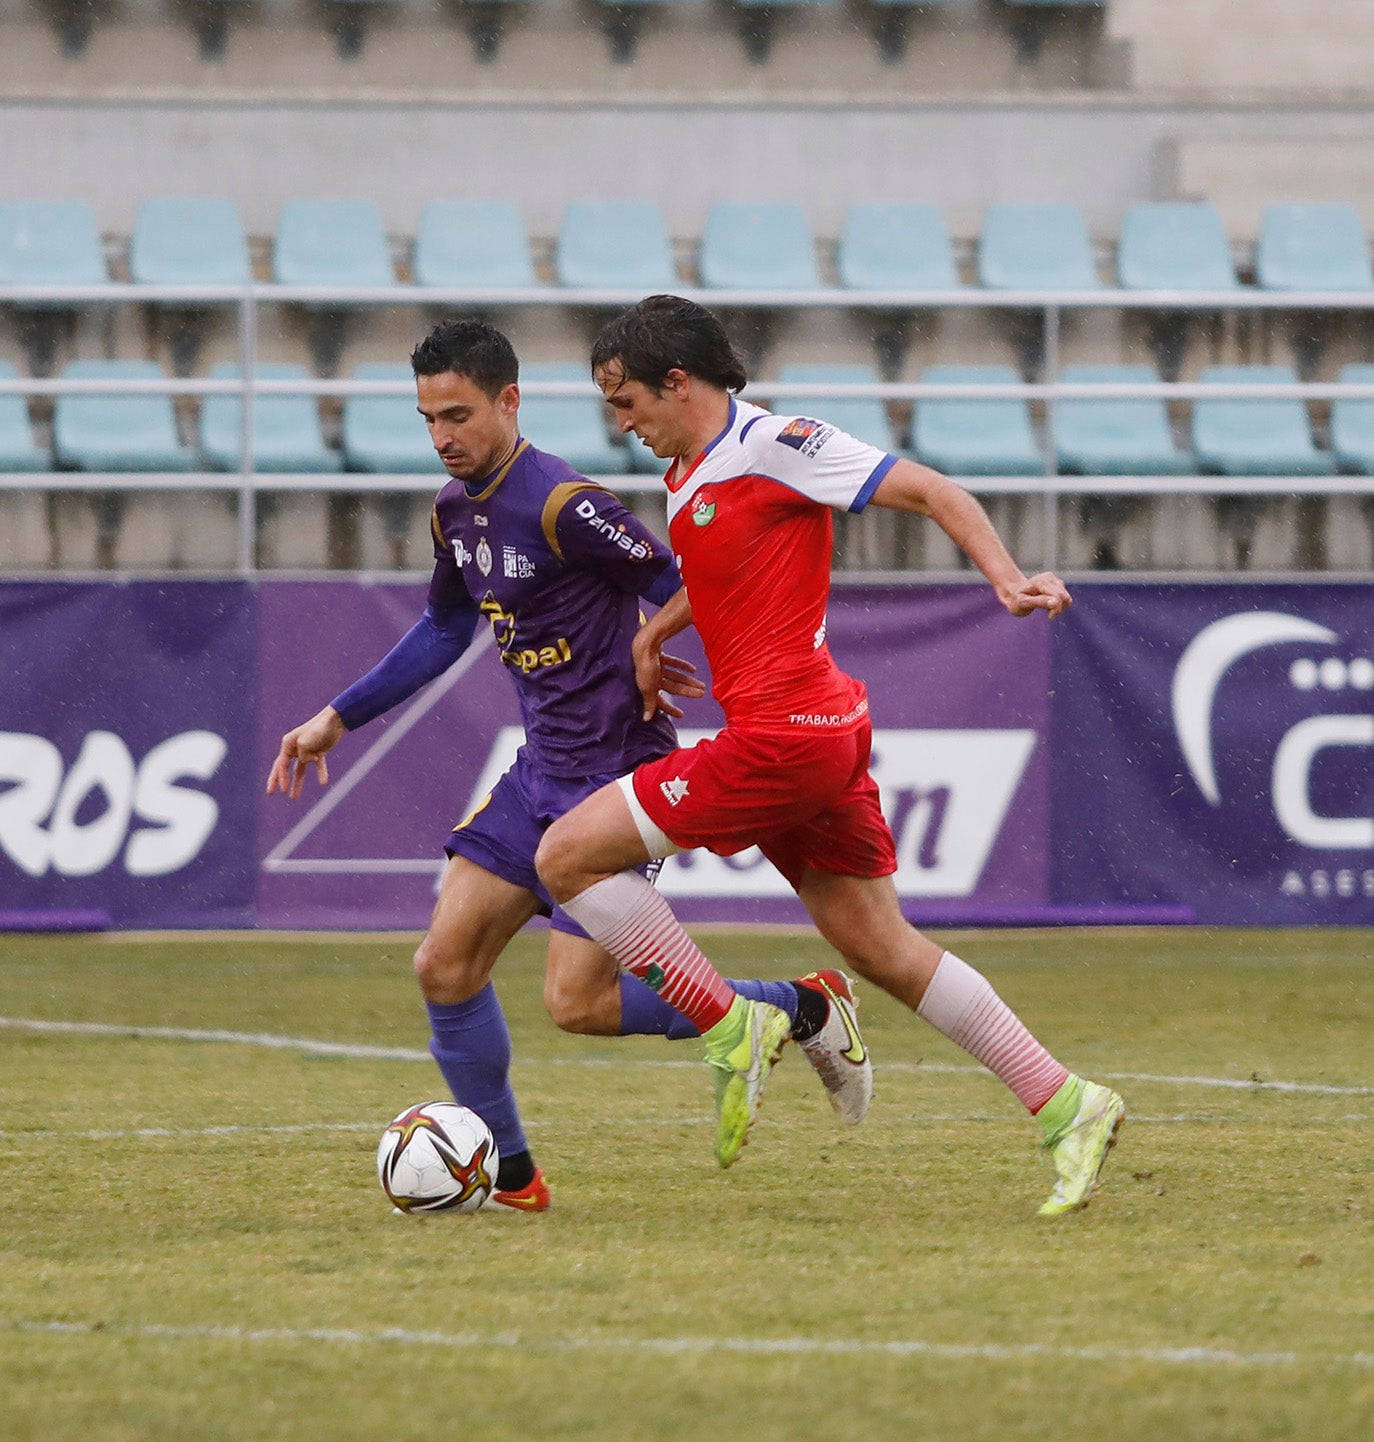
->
[425,985,528,1159]
[618,974,798,1041]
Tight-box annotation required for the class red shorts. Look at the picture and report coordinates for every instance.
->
[630,722,898,890]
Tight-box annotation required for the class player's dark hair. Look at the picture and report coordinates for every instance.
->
[411,320,519,398]
[590,295,748,394]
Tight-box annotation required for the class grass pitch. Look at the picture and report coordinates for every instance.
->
[0,927,1370,1442]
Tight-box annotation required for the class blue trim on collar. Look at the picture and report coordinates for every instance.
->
[702,395,739,459]
[850,452,898,512]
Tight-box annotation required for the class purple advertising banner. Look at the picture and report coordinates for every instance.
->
[1052,583,1374,925]
[255,581,1054,928]
[6,578,1369,930]
[0,581,256,928]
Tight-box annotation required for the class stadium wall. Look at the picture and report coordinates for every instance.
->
[3,578,1371,931]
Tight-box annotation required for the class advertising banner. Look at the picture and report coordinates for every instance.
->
[4,578,1370,930]
[1052,583,1374,925]
[0,581,256,928]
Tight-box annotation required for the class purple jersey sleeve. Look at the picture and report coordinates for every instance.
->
[548,486,679,600]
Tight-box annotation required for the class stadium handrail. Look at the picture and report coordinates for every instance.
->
[6,282,1374,573]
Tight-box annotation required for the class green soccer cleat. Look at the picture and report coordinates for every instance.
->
[703,995,791,1168]
[1037,1075,1126,1217]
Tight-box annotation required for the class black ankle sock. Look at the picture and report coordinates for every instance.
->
[791,982,828,1043]
[496,1149,536,1193]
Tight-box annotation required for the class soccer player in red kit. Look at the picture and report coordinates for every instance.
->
[537,295,1124,1214]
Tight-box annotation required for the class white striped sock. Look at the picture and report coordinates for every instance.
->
[916,951,1069,1113]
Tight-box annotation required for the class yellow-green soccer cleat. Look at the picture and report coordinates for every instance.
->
[703,996,791,1168]
[1037,1075,1126,1217]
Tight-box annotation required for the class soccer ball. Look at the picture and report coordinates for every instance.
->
[376,1101,500,1214]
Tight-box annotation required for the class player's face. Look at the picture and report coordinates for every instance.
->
[416,370,520,480]
[595,362,689,459]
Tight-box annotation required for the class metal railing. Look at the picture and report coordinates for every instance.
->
[4,282,1374,572]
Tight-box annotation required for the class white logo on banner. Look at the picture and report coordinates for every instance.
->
[1172,612,1374,852]
[0,730,226,879]
[458,728,1035,900]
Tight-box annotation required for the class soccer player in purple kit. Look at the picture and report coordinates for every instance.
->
[266,320,871,1211]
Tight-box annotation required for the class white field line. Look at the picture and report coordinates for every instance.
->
[4,1015,1372,1098]
[0,1114,1367,1144]
[5,1319,1372,1371]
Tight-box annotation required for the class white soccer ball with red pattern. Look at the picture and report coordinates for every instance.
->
[377,1102,500,1214]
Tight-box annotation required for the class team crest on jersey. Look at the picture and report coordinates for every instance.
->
[476,538,494,576]
[777,417,835,458]
[690,493,716,527]
[503,546,535,579]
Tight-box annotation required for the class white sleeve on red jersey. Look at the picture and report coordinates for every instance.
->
[736,408,898,512]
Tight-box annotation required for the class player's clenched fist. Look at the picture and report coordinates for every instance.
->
[266,705,346,799]
[1002,572,1072,620]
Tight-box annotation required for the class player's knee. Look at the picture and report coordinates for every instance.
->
[543,970,596,1034]
[412,934,475,1002]
[533,821,576,897]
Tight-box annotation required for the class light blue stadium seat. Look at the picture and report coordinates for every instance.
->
[771,364,896,452]
[0,201,108,290]
[342,363,439,473]
[555,202,676,290]
[838,204,961,291]
[129,198,251,287]
[912,365,1043,475]
[1004,0,1103,5]
[1192,365,1334,475]
[699,202,820,290]
[54,361,194,472]
[519,362,627,475]
[414,201,536,290]
[1054,365,1191,475]
[272,200,395,288]
[1255,204,1374,291]
[200,363,340,473]
[0,361,48,472]
[978,204,1101,290]
[1117,203,1238,291]
[1330,363,1374,474]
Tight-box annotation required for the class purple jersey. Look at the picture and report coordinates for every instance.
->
[428,438,678,778]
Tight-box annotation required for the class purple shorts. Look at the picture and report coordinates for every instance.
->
[444,746,660,937]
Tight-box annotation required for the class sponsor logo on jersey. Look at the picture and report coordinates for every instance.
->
[503,546,536,580]
[813,621,827,650]
[574,498,655,559]
[660,776,689,806]
[476,537,494,576]
[787,698,869,728]
[479,594,572,675]
[690,494,716,527]
[474,514,488,526]
[776,417,835,458]
[452,538,473,567]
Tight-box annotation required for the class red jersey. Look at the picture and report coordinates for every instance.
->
[664,398,897,733]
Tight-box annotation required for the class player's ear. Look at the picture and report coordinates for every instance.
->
[664,368,690,397]
[499,382,520,417]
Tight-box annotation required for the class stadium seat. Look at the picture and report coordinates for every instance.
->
[911,364,1043,475]
[273,200,395,289]
[863,0,970,65]
[54,361,195,471]
[838,203,962,292]
[1191,365,1334,475]
[978,203,1101,290]
[413,201,537,290]
[0,201,110,375]
[518,362,627,475]
[555,202,677,291]
[200,363,340,473]
[325,0,411,60]
[731,0,842,63]
[1330,363,1374,474]
[130,198,251,288]
[771,364,897,452]
[1255,203,1374,291]
[0,361,48,472]
[597,0,705,63]
[342,363,439,473]
[699,202,821,291]
[1117,203,1239,291]
[0,200,108,290]
[1053,365,1191,475]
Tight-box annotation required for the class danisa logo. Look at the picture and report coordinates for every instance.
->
[1172,611,1374,899]
[0,730,227,879]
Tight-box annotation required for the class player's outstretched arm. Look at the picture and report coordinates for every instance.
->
[869,460,1071,619]
[266,706,346,800]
